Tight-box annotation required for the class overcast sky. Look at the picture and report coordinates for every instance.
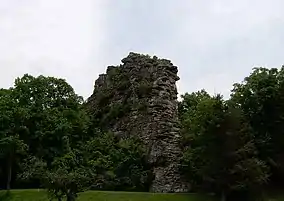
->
[0,0,284,99]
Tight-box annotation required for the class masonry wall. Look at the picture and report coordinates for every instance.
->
[86,52,189,192]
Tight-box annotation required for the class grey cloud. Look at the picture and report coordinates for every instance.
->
[0,0,106,98]
[1,0,284,100]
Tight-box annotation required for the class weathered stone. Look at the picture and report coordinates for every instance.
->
[86,52,190,193]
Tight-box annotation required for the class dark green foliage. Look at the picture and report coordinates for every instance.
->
[136,81,152,98]
[230,67,284,186]
[10,74,89,161]
[89,66,133,130]
[96,90,113,107]
[107,67,131,91]
[19,132,150,200]
[20,151,91,201]
[180,91,269,200]
[41,150,92,201]
[80,132,151,192]
[136,102,148,112]
[100,103,131,126]
[0,74,89,192]
[0,88,29,190]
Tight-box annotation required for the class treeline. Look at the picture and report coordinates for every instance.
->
[1,66,284,200]
[179,67,284,200]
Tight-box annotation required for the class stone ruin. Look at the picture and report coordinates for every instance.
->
[86,52,189,192]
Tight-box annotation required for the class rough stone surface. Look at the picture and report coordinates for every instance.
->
[86,52,189,193]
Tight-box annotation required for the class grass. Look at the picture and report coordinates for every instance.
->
[2,189,284,201]
[264,193,284,201]
[0,189,214,201]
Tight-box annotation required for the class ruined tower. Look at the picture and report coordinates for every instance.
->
[86,52,189,192]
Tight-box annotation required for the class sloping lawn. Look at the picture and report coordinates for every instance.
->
[0,189,214,201]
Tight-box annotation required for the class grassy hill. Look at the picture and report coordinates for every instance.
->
[0,189,214,201]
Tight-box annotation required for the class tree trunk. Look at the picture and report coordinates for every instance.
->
[66,195,75,201]
[221,191,226,201]
[66,192,76,201]
[6,153,12,191]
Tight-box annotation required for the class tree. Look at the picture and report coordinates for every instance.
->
[20,138,91,201]
[178,90,211,147]
[20,154,90,201]
[43,150,91,201]
[0,135,27,190]
[11,74,89,161]
[0,74,90,189]
[231,67,284,185]
[180,91,269,200]
[0,89,28,190]
[81,132,150,191]
[20,131,149,199]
